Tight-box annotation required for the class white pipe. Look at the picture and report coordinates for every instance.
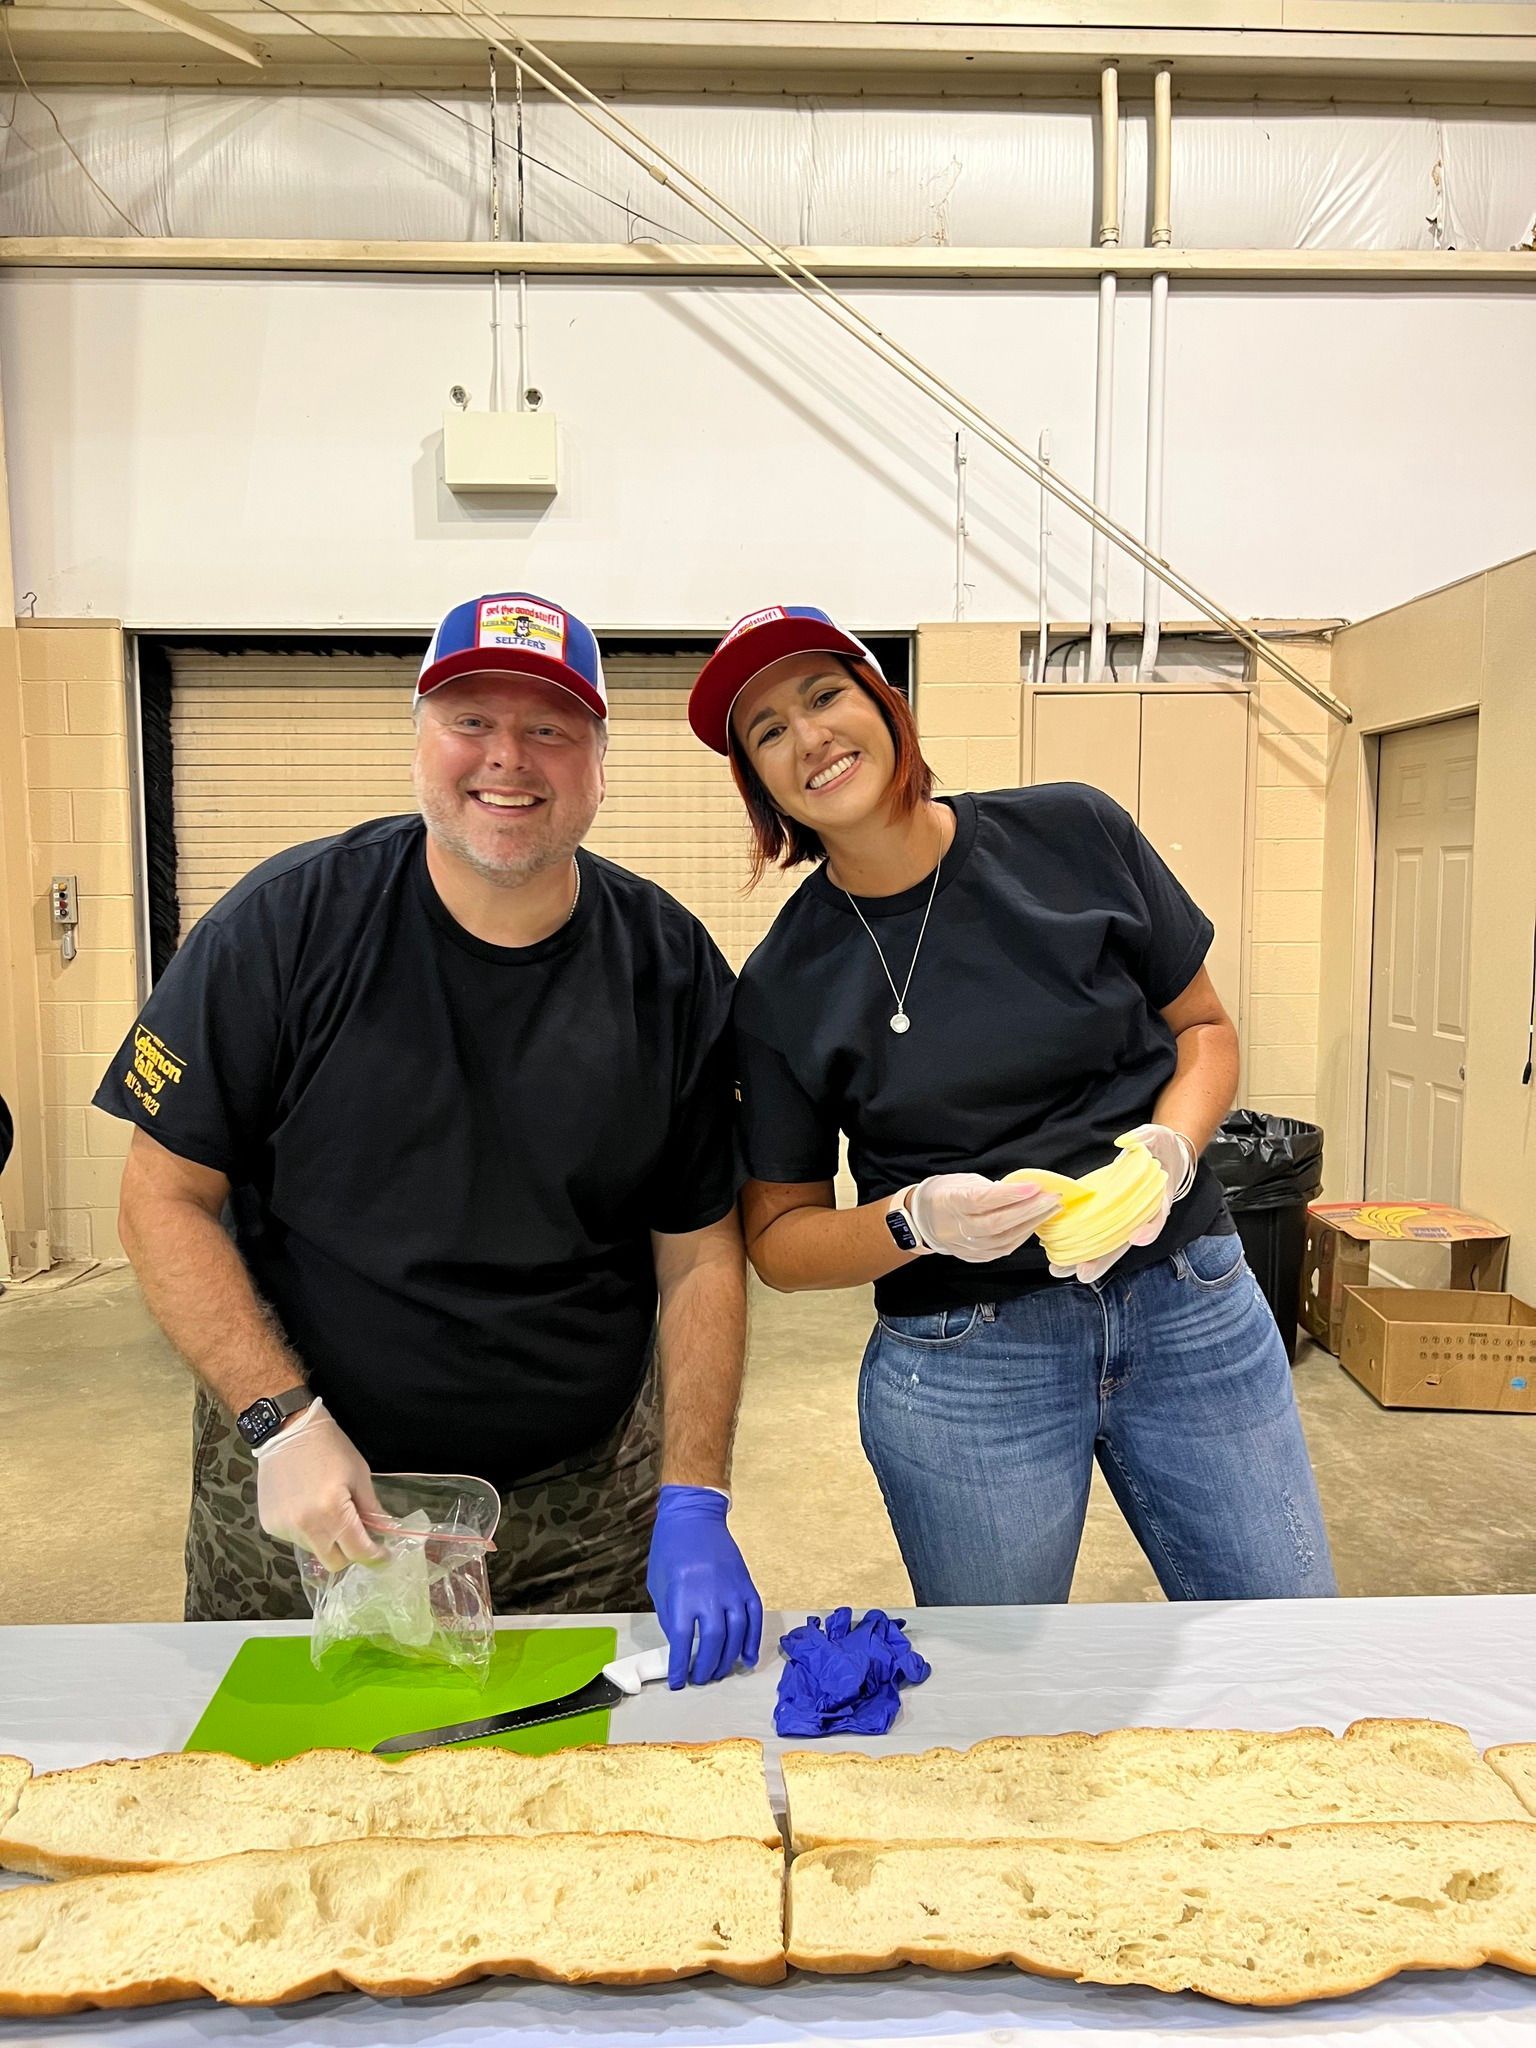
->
[516,275,529,408]
[1037,427,1051,686]
[1138,271,1168,679]
[488,54,503,411]
[1098,61,1121,253]
[1088,62,1119,685]
[1088,274,1116,685]
[514,59,530,408]
[1139,67,1173,681]
[1151,65,1173,247]
[953,431,969,620]
[490,270,504,410]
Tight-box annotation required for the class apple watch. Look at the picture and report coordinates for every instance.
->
[236,1384,316,1451]
[884,1187,926,1255]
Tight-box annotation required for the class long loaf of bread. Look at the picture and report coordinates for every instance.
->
[1485,1744,1536,1818]
[0,1832,787,2016]
[782,1720,1528,1852]
[786,1822,1536,2004]
[0,1738,779,1879]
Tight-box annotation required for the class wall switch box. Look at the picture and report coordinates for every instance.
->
[442,410,558,495]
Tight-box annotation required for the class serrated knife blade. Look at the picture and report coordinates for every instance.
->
[372,1645,669,1755]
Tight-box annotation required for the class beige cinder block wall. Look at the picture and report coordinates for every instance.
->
[17,620,138,1262]
[913,622,1024,794]
[1246,639,1332,1127]
[915,622,1333,1127]
[1317,551,1536,1296]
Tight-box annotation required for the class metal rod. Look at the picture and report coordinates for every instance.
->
[1037,427,1051,686]
[954,431,969,621]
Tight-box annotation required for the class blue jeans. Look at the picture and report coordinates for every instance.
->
[859,1231,1337,1605]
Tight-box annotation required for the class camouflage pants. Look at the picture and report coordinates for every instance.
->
[184,1373,660,1623]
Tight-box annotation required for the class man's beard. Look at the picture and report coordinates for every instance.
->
[415,781,589,890]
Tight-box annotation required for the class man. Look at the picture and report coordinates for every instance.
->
[95,591,761,1686]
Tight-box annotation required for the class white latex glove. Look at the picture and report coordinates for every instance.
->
[253,1397,384,1571]
[907,1173,1063,1264]
[1047,1124,1198,1285]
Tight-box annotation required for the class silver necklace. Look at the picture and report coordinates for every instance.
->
[563,860,582,927]
[840,827,944,1035]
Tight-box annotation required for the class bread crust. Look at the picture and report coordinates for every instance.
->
[0,1831,788,2014]
[782,1720,1525,1854]
[785,1822,1536,2005]
[0,1760,30,1837]
[0,1738,780,1879]
[1485,1744,1536,1818]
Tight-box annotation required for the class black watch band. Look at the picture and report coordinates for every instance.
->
[236,1385,315,1451]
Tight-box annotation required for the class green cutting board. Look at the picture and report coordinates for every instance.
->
[184,1627,618,1764]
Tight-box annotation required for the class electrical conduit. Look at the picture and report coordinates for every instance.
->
[1088,63,1119,686]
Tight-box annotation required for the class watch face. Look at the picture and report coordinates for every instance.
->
[885,1208,919,1254]
[237,1397,281,1448]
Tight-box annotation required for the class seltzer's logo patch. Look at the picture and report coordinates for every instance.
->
[722,606,787,646]
[477,599,566,663]
[124,1025,186,1118]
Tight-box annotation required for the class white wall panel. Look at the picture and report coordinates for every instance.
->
[5,93,1536,253]
[1,271,1534,633]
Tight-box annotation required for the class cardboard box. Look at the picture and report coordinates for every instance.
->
[1301,1202,1508,1356]
[1339,1289,1536,1413]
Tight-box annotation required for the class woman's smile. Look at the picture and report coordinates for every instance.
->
[806,751,862,795]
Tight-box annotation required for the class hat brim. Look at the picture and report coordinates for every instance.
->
[688,618,885,756]
[415,646,606,722]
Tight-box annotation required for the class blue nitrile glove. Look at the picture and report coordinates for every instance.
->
[646,1485,764,1689]
[774,1606,931,1736]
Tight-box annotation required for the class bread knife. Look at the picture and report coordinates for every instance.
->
[372,1646,671,1755]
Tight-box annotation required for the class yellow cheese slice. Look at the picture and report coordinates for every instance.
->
[1005,1143,1168,1266]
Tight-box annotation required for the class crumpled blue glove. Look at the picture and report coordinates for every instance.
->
[774,1606,931,1736]
[646,1485,764,1689]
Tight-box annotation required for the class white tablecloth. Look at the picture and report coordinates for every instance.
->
[1,1596,1533,2045]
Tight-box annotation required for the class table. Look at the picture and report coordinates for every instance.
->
[2,1596,1534,2045]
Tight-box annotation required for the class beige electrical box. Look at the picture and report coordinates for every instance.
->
[442,410,558,495]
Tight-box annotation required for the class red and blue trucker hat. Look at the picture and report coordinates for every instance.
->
[688,605,888,756]
[416,593,608,721]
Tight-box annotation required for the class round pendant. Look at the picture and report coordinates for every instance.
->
[890,1011,911,1035]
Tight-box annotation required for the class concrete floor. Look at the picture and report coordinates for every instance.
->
[0,1264,1533,1625]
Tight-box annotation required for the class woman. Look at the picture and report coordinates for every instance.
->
[688,606,1336,1606]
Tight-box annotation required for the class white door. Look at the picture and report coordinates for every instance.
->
[1365,715,1478,1204]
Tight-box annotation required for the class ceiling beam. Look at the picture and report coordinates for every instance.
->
[6,2,1536,91]
[4,238,1535,279]
[105,0,265,64]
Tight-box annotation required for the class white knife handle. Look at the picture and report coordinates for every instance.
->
[601,1646,670,1694]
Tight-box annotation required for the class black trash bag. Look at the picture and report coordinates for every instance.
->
[1204,1108,1324,1213]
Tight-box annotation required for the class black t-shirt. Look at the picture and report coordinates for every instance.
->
[734,785,1232,1314]
[94,818,737,1486]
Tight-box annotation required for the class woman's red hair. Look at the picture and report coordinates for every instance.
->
[726,660,935,887]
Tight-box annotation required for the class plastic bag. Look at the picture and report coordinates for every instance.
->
[1204,1108,1324,1213]
[298,1471,500,1681]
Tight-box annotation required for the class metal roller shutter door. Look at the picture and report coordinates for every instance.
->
[166,649,800,968]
